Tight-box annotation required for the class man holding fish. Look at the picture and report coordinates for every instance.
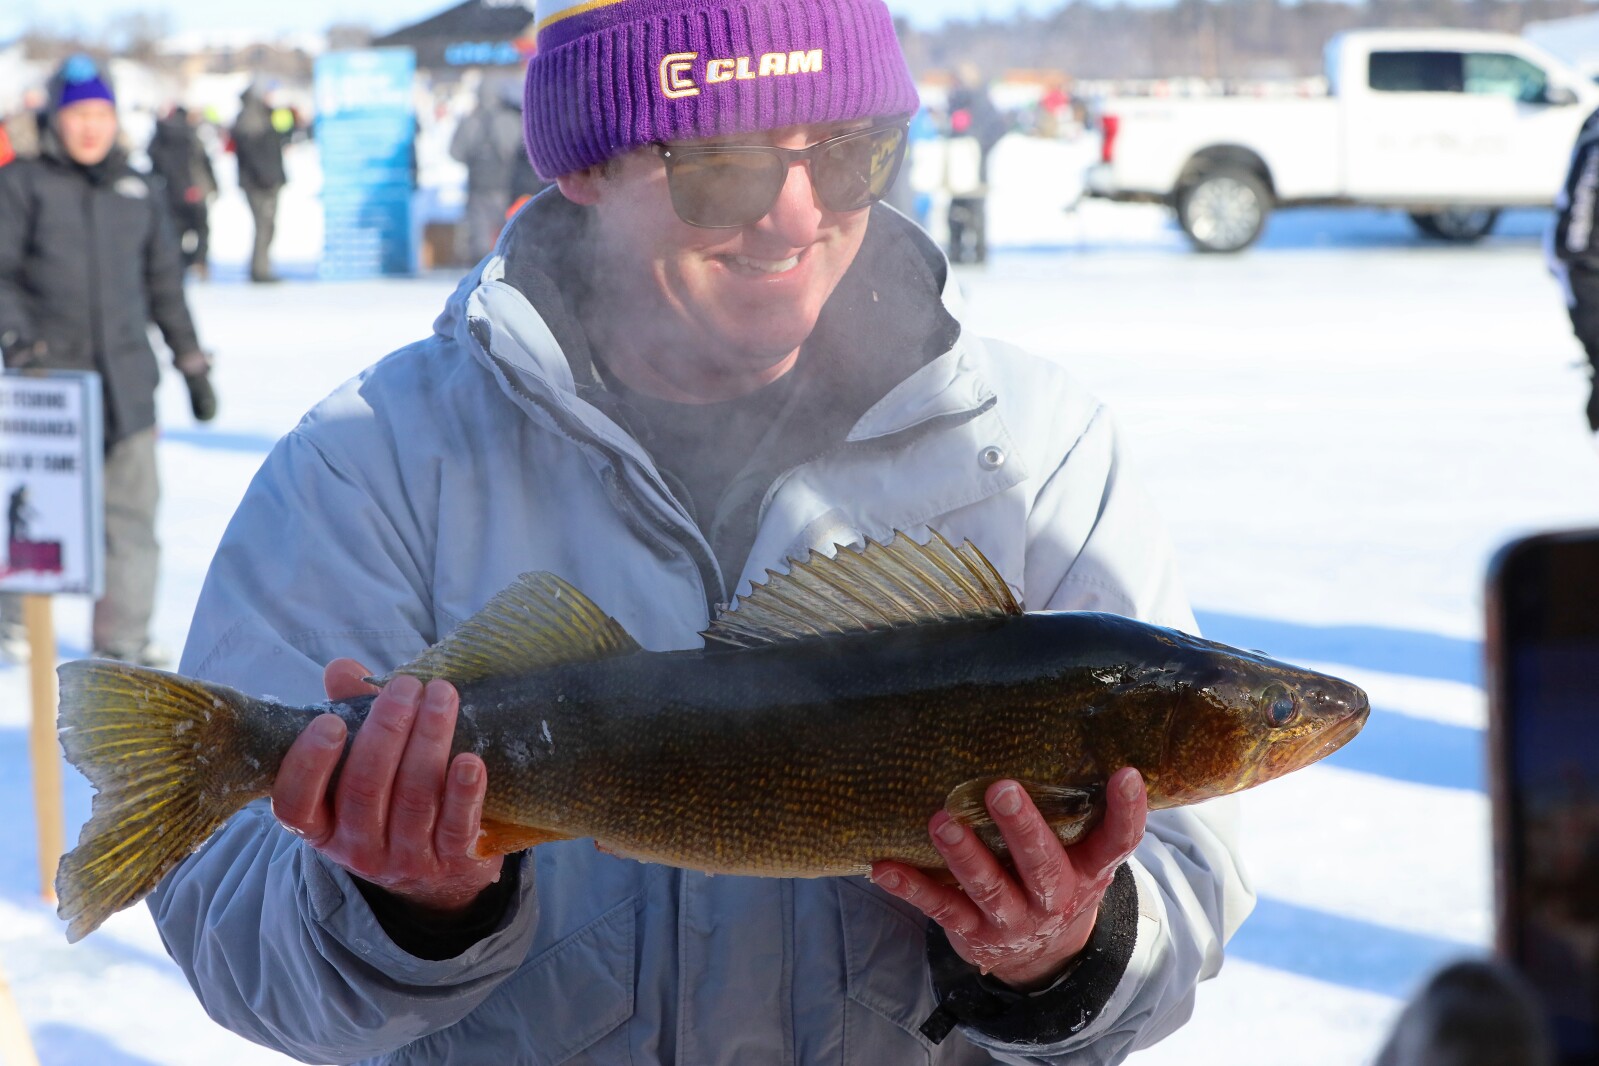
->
[129,0,1271,1061]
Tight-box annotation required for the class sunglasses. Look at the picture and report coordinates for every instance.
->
[655,122,910,229]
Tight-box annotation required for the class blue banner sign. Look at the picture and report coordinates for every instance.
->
[314,49,417,278]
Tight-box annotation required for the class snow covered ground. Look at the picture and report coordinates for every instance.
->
[2,136,1596,1064]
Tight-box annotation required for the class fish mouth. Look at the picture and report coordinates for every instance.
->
[1305,699,1370,762]
[1275,698,1371,775]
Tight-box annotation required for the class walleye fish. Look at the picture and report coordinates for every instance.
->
[55,532,1368,943]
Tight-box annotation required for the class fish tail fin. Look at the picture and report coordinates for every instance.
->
[55,660,275,943]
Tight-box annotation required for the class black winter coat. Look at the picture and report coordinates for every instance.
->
[0,145,200,446]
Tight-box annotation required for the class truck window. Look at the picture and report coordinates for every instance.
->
[1368,51,1464,94]
[1463,53,1549,104]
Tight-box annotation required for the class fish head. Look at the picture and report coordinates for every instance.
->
[1153,642,1370,805]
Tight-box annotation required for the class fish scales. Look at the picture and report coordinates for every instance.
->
[51,531,1369,942]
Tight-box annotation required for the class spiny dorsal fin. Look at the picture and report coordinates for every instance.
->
[377,572,641,686]
[703,530,1019,649]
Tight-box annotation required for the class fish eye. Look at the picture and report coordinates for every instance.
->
[1262,684,1298,728]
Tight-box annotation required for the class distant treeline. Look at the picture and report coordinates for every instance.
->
[896,0,1598,81]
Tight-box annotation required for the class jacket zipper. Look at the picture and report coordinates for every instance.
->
[83,185,114,443]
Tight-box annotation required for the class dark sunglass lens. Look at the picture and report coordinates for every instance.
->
[815,127,906,212]
[668,149,786,227]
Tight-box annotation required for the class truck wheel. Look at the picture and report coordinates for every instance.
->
[1408,209,1500,243]
[1177,167,1271,253]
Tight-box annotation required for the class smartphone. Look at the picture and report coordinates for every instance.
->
[1487,529,1599,1065]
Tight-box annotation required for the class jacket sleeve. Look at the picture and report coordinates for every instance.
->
[0,164,39,358]
[1552,111,1599,276]
[148,424,542,1063]
[142,188,202,358]
[944,401,1254,1065]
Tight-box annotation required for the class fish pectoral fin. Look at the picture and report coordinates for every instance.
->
[374,572,642,687]
[701,529,1020,649]
[944,779,1104,851]
[472,819,574,858]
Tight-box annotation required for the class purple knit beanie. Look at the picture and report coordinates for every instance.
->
[523,0,920,180]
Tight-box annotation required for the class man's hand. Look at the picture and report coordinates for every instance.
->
[175,350,217,422]
[270,658,505,917]
[870,767,1148,991]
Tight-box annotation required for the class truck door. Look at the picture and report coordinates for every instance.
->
[1343,49,1509,203]
[1461,52,1587,204]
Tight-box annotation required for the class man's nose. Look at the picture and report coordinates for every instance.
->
[755,160,825,244]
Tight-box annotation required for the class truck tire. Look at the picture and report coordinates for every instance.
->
[1176,166,1271,253]
[1408,208,1500,243]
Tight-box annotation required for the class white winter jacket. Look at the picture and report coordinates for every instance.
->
[151,195,1253,1065]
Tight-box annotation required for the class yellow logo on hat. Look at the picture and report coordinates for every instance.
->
[660,52,700,99]
[658,49,824,99]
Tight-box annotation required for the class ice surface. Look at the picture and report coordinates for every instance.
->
[0,133,1593,1064]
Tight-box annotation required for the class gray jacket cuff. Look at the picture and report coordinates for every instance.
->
[301,844,539,985]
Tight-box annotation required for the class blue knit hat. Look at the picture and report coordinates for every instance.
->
[52,55,116,111]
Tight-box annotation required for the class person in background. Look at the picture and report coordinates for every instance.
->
[147,105,217,280]
[232,86,286,283]
[1374,958,1554,1066]
[2,89,46,164]
[449,77,526,262]
[0,56,218,666]
[1551,105,1599,436]
[945,63,1007,265]
[146,0,1250,1061]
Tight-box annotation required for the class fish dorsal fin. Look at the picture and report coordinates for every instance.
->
[377,572,641,686]
[946,779,1105,852]
[703,530,1020,649]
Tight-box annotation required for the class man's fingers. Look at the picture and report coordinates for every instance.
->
[928,810,1029,929]
[436,753,489,861]
[987,781,1072,911]
[870,862,985,939]
[270,713,346,845]
[1070,767,1148,877]
[324,657,379,701]
[386,680,459,862]
[333,674,424,842]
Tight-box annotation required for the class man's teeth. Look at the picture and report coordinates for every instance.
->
[728,254,800,274]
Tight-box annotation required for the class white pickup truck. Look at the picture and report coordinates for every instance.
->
[1084,30,1599,252]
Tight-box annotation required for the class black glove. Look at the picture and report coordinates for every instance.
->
[176,351,218,422]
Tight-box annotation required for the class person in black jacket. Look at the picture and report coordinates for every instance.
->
[0,55,217,666]
[232,86,286,283]
[1551,106,1599,433]
[147,105,217,279]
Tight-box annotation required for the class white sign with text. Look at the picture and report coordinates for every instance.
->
[0,370,104,597]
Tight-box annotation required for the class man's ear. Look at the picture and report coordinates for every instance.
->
[556,166,604,207]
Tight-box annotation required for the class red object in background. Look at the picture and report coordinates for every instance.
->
[0,126,14,168]
[506,194,533,222]
[1100,114,1120,164]
[950,108,972,135]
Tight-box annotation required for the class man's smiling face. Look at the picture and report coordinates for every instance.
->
[560,120,875,401]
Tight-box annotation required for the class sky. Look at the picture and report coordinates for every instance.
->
[0,0,1069,44]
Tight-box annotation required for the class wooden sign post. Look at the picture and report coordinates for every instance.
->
[2,369,104,905]
[25,594,61,903]
[0,952,41,1066]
